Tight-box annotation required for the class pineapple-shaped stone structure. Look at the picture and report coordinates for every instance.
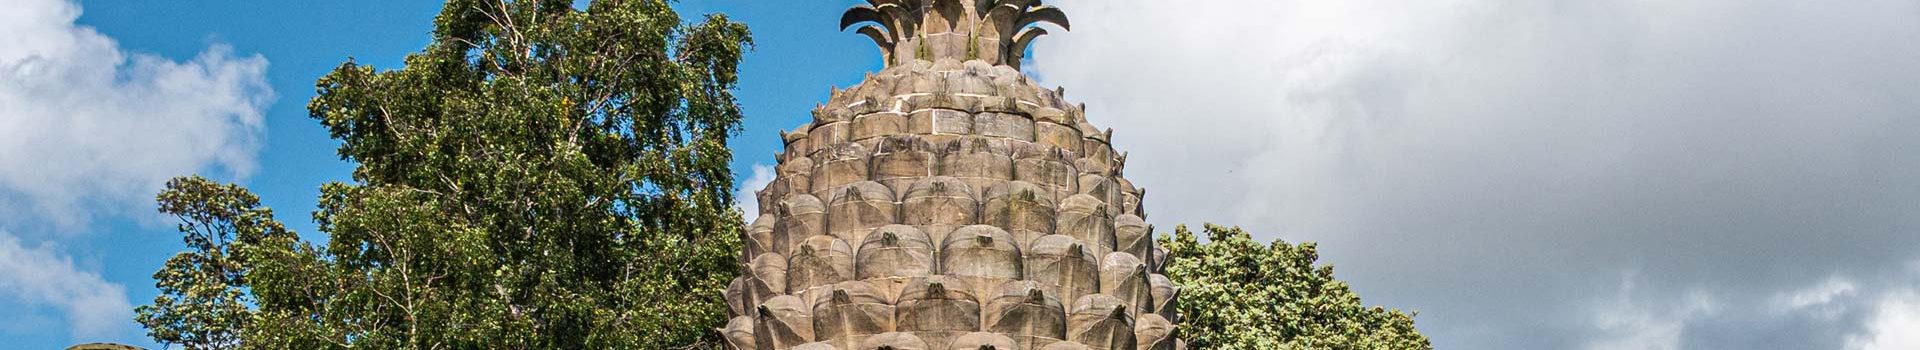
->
[724,1,1180,349]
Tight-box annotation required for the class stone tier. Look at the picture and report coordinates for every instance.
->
[725,59,1181,350]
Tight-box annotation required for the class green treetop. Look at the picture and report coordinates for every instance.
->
[1160,225,1432,350]
[136,0,752,348]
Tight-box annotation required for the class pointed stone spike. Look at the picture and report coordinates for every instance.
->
[928,281,948,296]
[832,289,852,304]
[1104,128,1114,140]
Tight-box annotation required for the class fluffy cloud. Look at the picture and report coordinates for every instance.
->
[1849,288,1920,350]
[0,231,134,339]
[0,0,272,343]
[0,0,272,231]
[736,163,776,220]
[1033,0,1920,348]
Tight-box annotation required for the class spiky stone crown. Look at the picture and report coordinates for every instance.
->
[842,0,1070,69]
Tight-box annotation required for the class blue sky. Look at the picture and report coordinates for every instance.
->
[4,1,869,347]
[7,0,1920,349]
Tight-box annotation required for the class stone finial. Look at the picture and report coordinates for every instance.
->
[842,0,1071,69]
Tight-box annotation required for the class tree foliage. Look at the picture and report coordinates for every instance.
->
[138,0,752,348]
[1160,224,1432,350]
[136,176,293,349]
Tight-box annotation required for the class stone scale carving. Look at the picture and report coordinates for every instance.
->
[726,1,1180,349]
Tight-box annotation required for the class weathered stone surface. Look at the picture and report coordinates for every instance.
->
[983,181,1056,249]
[1112,215,1152,267]
[814,281,898,349]
[790,236,855,292]
[790,342,835,350]
[897,277,982,349]
[853,112,909,142]
[828,181,898,245]
[1099,253,1153,316]
[1024,235,1101,306]
[900,177,978,244]
[732,3,1179,348]
[753,253,791,295]
[748,214,786,261]
[1015,145,1079,201]
[1035,122,1084,154]
[813,142,871,199]
[1056,194,1116,257]
[1134,314,1175,350]
[908,109,974,136]
[857,225,936,280]
[730,275,778,317]
[779,195,828,253]
[985,281,1069,346]
[948,332,1019,350]
[939,136,1014,199]
[974,112,1035,141]
[1147,274,1179,322]
[1067,295,1135,350]
[941,225,1024,298]
[871,136,938,194]
[1042,342,1094,350]
[726,316,759,349]
[860,332,930,350]
[757,296,816,350]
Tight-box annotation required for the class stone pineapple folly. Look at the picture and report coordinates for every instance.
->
[724,1,1180,349]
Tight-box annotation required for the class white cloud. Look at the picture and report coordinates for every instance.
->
[0,230,134,340]
[0,0,272,345]
[1848,288,1920,350]
[735,163,776,221]
[1774,276,1859,320]
[0,0,273,232]
[1033,0,1920,348]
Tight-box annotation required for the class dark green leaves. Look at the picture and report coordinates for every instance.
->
[140,1,752,349]
[1161,225,1431,350]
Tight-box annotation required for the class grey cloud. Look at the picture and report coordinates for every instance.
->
[1032,0,1920,348]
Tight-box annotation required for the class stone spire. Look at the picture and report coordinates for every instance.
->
[723,2,1182,350]
[841,0,1070,69]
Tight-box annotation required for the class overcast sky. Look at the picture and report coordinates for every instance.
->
[1029,0,1920,349]
[4,0,1917,348]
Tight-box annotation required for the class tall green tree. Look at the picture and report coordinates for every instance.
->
[136,176,293,350]
[138,0,752,348]
[1161,224,1432,350]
